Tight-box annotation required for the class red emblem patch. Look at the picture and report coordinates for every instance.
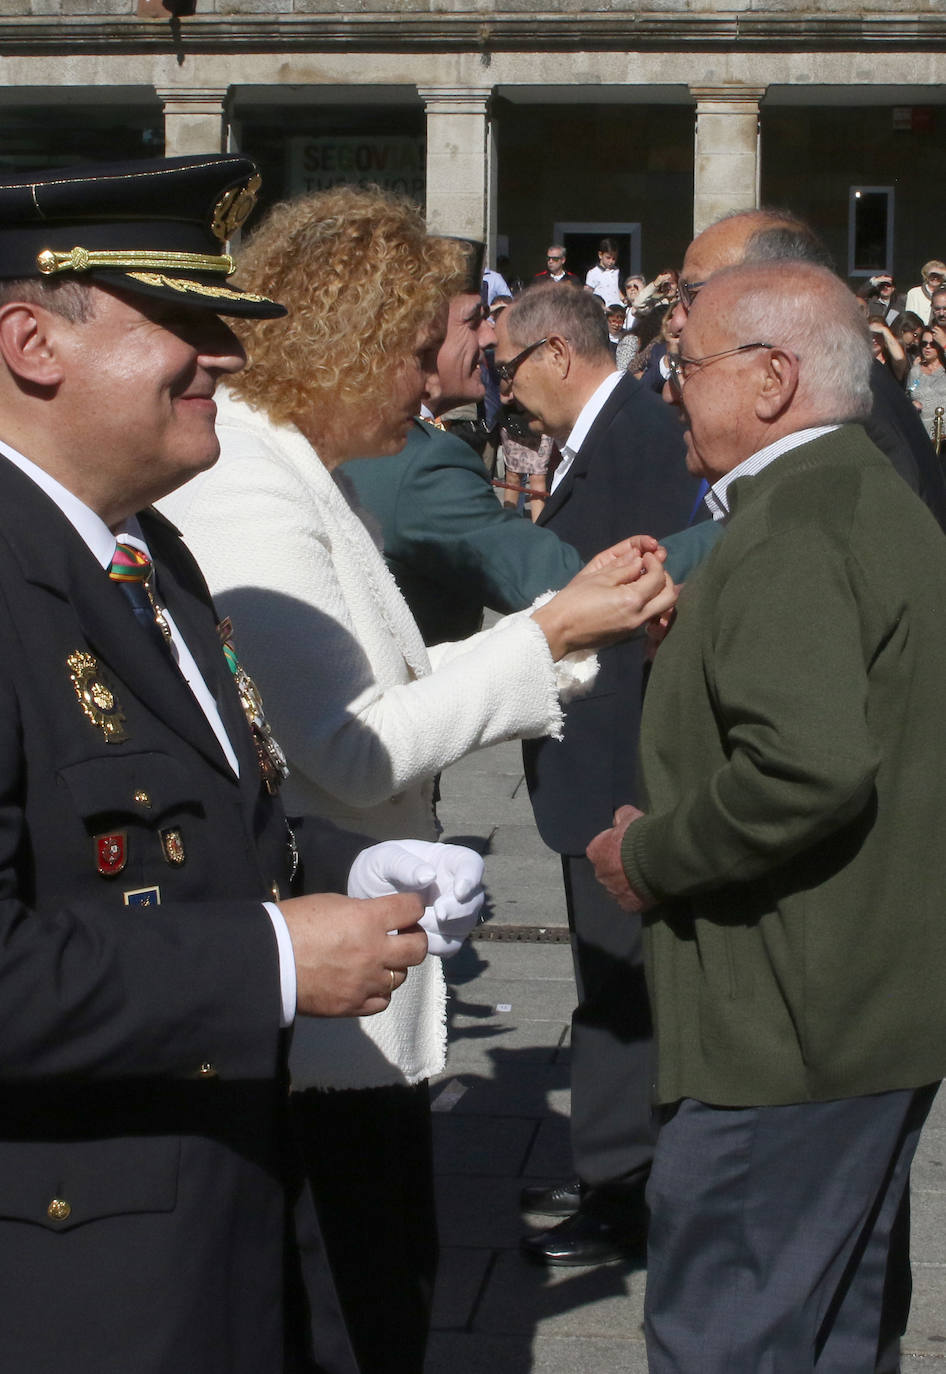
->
[95,832,126,877]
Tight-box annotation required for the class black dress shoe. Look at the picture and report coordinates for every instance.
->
[520,1209,645,1268]
[519,1177,583,1217]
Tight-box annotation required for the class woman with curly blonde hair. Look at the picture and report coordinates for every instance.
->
[161,185,674,1373]
[230,184,464,451]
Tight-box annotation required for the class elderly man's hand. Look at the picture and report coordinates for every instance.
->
[586,804,649,912]
[645,602,678,661]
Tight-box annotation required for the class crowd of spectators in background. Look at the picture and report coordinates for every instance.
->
[470,238,946,513]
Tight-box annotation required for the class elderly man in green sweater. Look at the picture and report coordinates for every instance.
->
[588,259,946,1373]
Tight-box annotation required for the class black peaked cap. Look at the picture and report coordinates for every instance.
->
[0,154,285,319]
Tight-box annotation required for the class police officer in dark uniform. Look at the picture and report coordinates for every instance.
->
[0,154,476,1374]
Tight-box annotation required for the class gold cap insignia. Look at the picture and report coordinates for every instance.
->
[211,173,262,244]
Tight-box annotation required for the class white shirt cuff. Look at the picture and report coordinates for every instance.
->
[263,901,297,1027]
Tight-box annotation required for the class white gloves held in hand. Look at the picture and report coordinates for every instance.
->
[348,839,485,958]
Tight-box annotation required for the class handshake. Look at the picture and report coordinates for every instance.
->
[279,839,485,1018]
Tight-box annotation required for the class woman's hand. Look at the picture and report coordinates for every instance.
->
[531,550,677,660]
[575,534,667,579]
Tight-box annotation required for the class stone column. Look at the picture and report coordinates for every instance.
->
[157,87,229,157]
[486,106,500,263]
[690,86,767,237]
[418,86,492,243]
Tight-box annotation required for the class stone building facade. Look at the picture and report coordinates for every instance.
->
[0,0,943,283]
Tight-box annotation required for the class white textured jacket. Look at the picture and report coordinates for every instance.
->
[160,389,590,1089]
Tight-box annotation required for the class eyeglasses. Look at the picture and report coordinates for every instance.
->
[666,341,776,392]
[495,337,549,385]
[547,255,565,263]
[678,278,706,312]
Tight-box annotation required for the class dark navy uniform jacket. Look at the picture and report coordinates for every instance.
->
[0,456,357,1374]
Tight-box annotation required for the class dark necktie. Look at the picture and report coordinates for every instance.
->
[108,541,173,656]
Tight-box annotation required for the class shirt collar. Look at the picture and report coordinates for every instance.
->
[561,369,624,463]
[0,438,144,566]
[704,425,839,522]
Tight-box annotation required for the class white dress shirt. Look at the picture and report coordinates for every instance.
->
[0,441,297,1024]
[550,368,625,495]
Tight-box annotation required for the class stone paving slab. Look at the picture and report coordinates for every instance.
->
[426,1331,651,1374]
[484,823,559,858]
[430,1247,493,1330]
[435,1176,527,1249]
[440,736,524,780]
[911,1187,946,1261]
[904,1261,946,1354]
[520,1114,573,1179]
[432,1112,538,1177]
[444,1016,568,1066]
[440,784,542,827]
[445,979,576,1027]
[446,940,574,984]
[477,859,569,928]
[475,1250,647,1339]
[912,1090,946,1190]
[433,1066,572,1121]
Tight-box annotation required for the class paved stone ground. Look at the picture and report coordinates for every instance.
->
[426,737,946,1373]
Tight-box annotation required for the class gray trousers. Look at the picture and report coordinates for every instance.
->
[645,1083,938,1373]
[561,854,657,1199]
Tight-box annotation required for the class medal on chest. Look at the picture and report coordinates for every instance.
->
[217,618,289,795]
[67,651,128,743]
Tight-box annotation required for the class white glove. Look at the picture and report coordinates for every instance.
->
[347,839,485,958]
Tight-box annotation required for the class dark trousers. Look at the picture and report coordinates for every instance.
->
[292,1082,437,1374]
[562,854,657,1204]
[644,1083,939,1373]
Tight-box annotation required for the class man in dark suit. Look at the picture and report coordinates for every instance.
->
[494,285,702,1265]
[0,155,479,1373]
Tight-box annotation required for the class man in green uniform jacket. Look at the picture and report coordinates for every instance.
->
[342,242,719,646]
[343,417,582,643]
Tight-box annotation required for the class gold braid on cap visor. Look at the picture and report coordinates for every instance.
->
[36,247,235,276]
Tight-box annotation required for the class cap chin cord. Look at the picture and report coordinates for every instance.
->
[37,247,234,276]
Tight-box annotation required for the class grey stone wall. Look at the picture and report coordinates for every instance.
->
[0,0,936,15]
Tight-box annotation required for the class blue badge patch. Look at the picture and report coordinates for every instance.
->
[122,885,161,907]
